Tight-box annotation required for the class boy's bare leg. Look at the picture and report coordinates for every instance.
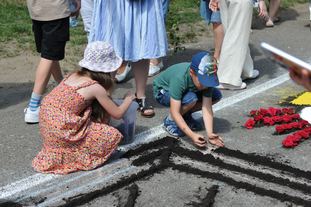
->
[50,61,63,83]
[33,58,55,95]
[180,101,197,116]
[182,98,221,114]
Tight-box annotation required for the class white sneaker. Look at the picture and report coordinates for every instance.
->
[148,61,163,77]
[116,63,131,83]
[216,82,247,90]
[24,107,39,124]
[242,69,260,80]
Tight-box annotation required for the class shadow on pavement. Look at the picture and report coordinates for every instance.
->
[0,82,33,110]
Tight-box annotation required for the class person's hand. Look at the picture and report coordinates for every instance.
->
[208,133,224,147]
[209,0,219,12]
[258,0,268,18]
[190,133,207,148]
[71,0,81,17]
[123,91,135,102]
[289,67,311,91]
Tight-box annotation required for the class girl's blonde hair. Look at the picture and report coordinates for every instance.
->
[77,67,115,123]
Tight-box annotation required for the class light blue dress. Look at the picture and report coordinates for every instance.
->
[89,0,168,62]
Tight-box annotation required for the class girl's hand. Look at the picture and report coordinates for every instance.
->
[208,133,224,147]
[190,133,207,148]
[123,91,135,102]
[258,0,268,18]
[209,0,219,12]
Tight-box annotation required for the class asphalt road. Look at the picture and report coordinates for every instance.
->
[0,3,311,207]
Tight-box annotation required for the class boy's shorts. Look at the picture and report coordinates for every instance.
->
[32,17,70,61]
[200,0,222,24]
[155,88,222,107]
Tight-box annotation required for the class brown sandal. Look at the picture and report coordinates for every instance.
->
[135,96,155,118]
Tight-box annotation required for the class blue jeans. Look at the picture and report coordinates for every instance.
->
[155,88,222,107]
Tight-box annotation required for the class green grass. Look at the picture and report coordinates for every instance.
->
[0,1,31,42]
[0,0,87,59]
[0,0,308,58]
[281,0,308,8]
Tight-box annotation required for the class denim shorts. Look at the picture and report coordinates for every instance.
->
[155,88,222,107]
[200,0,222,24]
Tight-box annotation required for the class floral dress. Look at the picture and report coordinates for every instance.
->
[32,77,122,174]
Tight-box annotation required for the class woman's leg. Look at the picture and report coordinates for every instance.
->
[212,23,224,61]
[266,0,281,27]
[269,0,281,21]
[132,59,155,117]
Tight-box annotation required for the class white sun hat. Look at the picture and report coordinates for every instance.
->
[300,107,311,124]
[79,41,123,73]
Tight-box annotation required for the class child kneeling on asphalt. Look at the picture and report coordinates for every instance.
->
[153,52,224,147]
[32,41,137,174]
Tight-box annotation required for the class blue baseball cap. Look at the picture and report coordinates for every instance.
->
[190,51,219,87]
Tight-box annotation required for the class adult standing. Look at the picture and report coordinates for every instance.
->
[200,0,224,62]
[89,0,168,117]
[209,0,267,90]
[148,0,170,77]
[24,0,81,123]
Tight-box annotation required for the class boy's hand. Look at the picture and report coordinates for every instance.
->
[209,0,219,12]
[190,133,207,148]
[208,133,224,147]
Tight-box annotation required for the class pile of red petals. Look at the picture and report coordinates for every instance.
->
[244,107,311,148]
[282,127,311,148]
[244,107,299,129]
[275,120,310,134]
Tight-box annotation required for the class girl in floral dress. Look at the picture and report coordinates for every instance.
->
[32,41,136,174]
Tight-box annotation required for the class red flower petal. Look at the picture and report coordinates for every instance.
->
[244,119,255,129]
[282,137,298,148]
[267,107,278,116]
[254,115,263,122]
[259,108,268,116]
[250,110,258,116]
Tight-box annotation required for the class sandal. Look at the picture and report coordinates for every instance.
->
[265,19,274,27]
[135,96,155,118]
